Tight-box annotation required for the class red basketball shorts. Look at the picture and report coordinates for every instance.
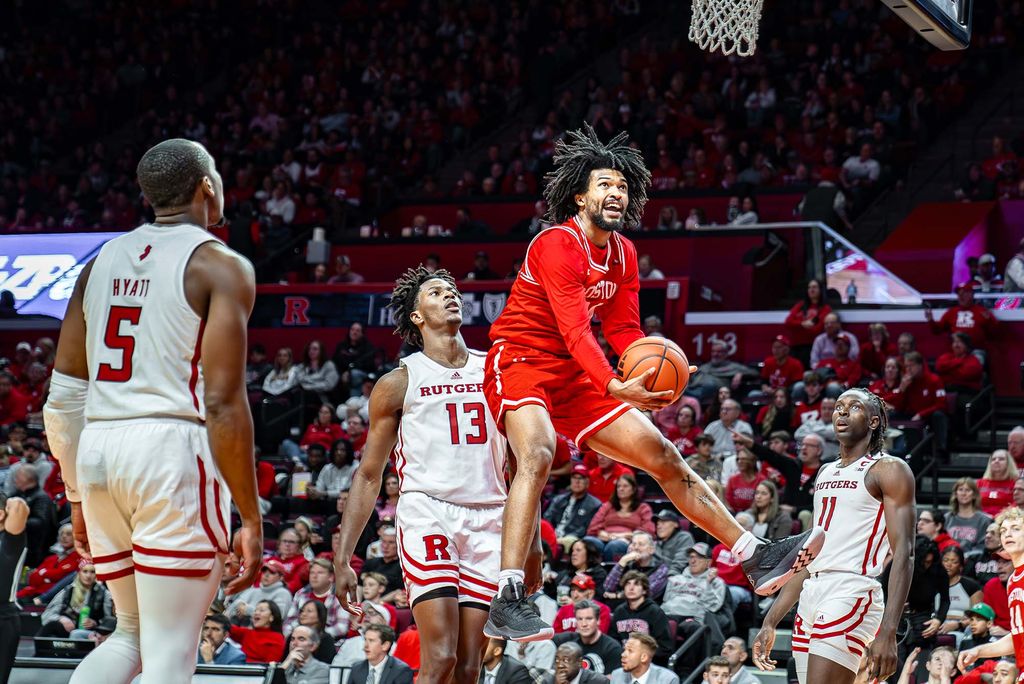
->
[483,340,631,447]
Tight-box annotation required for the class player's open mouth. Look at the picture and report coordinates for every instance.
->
[603,204,622,217]
[446,302,461,312]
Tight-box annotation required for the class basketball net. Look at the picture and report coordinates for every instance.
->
[688,0,764,57]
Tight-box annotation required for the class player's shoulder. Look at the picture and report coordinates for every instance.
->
[369,366,409,410]
[866,452,914,481]
[533,222,586,248]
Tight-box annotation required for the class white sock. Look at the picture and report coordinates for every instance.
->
[731,531,761,562]
[498,569,525,592]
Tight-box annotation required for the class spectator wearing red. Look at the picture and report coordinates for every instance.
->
[981,135,1017,180]
[725,449,766,513]
[791,371,825,429]
[17,523,80,599]
[7,342,33,384]
[760,335,804,391]
[783,279,831,363]
[552,574,612,634]
[672,405,701,456]
[650,150,682,191]
[925,283,998,349]
[977,450,1018,518]
[859,323,898,378]
[981,557,1013,633]
[711,538,753,608]
[588,454,635,503]
[300,403,346,452]
[891,352,949,455]
[586,474,654,561]
[868,356,904,409]
[263,528,310,593]
[0,372,29,427]
[229,600,287,663]
[815,333,862,389]
[935,332,984,392]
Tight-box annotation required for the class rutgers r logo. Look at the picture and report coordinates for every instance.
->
[283,297,310,325]
[423,535,451,562]
[585,280,617,300]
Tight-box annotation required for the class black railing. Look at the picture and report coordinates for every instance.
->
[965,384,997,450]
[668,623,712,672]
[910,431,939,504]
[682,658,712,684]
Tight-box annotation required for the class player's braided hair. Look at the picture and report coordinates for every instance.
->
[390,265,458,347]
[543,122,651,228]
[848,387,889,455]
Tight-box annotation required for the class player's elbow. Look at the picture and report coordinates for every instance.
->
[203,386,245,419]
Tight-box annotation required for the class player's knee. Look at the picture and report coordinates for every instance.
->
[645,438,685,480]
[516,443,555,478]
[421,650,458,681]
[454,658,482,684]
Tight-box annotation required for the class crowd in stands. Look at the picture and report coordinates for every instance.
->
[2,264,1023,682]
[955,134,1024,203]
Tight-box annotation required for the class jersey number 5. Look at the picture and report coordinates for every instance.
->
[445,402,488,445]
[96,305,142,382]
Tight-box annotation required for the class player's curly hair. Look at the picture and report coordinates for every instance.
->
[845,387,889,455]
[542,122,651,228]
[390,265,459,347]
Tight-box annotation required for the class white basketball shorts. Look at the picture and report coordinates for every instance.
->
[792,572,884,678]
[77,418,231,581]
[395,491,502,607]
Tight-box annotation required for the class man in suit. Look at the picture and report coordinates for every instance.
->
[545,642,609,684]
[480,638,534,684]
[197,614,246,665]
[608,634,678,684]
[544,464,602,552]
[282,625,330,684]
[349,625,414,684]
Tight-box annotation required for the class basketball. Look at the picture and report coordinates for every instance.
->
[617,336,692,400]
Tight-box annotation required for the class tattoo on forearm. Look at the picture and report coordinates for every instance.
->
[698,494,715,508]
[682,473,697,489]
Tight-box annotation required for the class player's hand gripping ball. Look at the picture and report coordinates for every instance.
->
[617,336,693,402]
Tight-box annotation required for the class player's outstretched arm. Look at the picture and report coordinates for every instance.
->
[752,568,808,670]
[194,243,262,594]
[335,367,405,614]
[957,634,1014,672]
[865,457,917,683]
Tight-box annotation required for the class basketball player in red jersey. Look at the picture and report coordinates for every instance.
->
[336,267,506,684]
[482,124,825,641]
[43,139,262,683]
[959,507,1024,682]
[751,388,916,684]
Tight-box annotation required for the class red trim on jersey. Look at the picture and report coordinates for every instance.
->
[459,572,499,592]
[92,549,132,564]
[399,546,459,575]
[196,455,228,554]
[134,563,211,578]
[395,431,407,487]
[212,479,228,542]
[189,319,206,414]
[458,586,492,603]
[575,403,633,447]
[870,505,888,568]
[813,598,864,630]
[847,634,867,652]
[97,566,135,581]
[133,544,216,559]
[861,507,886,574]
[403,568,459,587]
[812,593,873,639]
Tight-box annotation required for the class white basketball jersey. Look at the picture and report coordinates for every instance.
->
[807,454,891,577]
[83,223,219,422]
[395,350,507,506]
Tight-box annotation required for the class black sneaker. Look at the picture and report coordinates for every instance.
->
[742,527,825,596]
[484,582,554,642]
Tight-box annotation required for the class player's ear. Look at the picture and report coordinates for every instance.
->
[200,175,215,198]
[409,309,424,326]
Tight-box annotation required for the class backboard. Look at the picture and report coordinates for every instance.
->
[881,0,972,50]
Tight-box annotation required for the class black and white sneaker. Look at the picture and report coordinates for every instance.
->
[484,582,554,642]
[742,527,825,596]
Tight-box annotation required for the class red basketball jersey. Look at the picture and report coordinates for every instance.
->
[1008,565,1024,675]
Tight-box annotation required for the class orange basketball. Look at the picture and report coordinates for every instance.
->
[616,336,691,400]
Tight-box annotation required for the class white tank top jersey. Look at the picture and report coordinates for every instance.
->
[395,350,507,506]
[807,454,892,577]
[83,223,219,422]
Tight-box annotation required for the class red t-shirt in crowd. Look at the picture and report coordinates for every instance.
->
[228,625,286,663]
[761,354,805,389]
[815,357,863,387]
[261,555,309,594]
[0,387,29,426]
[711,544,751,589]
[489,217,644,390]
[299,422,346,451]
[930,305,997,349]
[859,341,898,378]
[553,600,612,633]
[889,371,947,419]
[673,426,702,456]
[726,472,766,512]
[977,479,1015,517]
[983,576,1011,631]
[935,352,984,390]
[588,463,635,503]
[791,398,823,429]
